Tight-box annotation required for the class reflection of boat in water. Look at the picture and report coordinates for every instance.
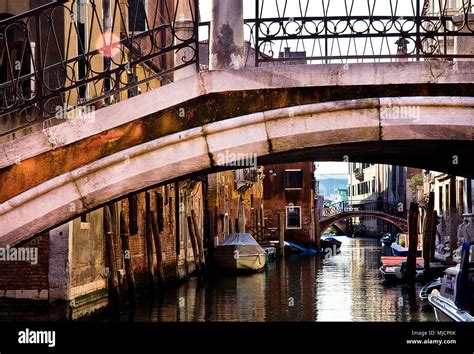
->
[390,233,422,257]
[215,233,267,272]
[428,242,474,322]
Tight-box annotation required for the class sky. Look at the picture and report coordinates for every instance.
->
[198,0,424,60]
[315,162,349,176]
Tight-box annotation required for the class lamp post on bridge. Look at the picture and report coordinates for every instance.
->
[174,0,198,81]
[209,0,245,70]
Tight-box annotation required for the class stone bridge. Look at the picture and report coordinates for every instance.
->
[320,210,408,234]
[0,61,473,246]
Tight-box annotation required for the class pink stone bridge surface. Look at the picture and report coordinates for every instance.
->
[0,61,473,246]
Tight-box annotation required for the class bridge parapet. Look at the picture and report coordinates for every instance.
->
[2,0,474,140]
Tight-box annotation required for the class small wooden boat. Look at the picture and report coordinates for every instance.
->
[215,233,267,272]
[428,242,474,322]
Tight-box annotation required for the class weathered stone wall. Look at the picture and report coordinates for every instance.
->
[207,170,264,245]
[69,209,106,300]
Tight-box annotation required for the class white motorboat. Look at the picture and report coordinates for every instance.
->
[428,242,474,322]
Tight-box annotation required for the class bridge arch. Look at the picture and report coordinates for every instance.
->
[319,211,408,235]
[0,62,473,246]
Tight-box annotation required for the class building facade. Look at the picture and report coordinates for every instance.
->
[348,162,422,235]
[262,162,316,247]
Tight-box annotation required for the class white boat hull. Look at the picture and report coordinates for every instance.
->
[428,293,474,322]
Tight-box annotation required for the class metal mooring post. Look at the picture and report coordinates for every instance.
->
[209,0,244,70]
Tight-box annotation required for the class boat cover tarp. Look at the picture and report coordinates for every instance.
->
[381,256,424,267]
[220,233,260,246]
[216,233,265,256]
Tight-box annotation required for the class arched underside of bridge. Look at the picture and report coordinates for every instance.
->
[0,61,473,246]
[320,211,408,234]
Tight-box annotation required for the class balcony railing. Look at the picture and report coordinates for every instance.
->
[253,0,474,66]
[0,0,199,139]
[2,0,474,139]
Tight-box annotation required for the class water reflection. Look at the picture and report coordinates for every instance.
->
[124,237,436,322]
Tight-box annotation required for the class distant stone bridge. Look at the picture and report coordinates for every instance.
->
[0,61,473,246]
[320,210,408,234]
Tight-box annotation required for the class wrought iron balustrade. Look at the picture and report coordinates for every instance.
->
[0,0,199,138]
[2,0,474,139]
[253,0,474,66]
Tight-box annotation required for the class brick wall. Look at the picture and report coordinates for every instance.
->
[263,162,315,247]
[0,233,49,295]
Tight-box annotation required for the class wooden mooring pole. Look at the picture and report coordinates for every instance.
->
[406,202,419,281]
[187,215,202,275]
[191,209,207,273]
[104,206,121,311]
[151,211,165,285]
[145,192,155,287]
[431,210,438,260]
[278,212,285,258]
[314,207,321,251]
[422,192,434,272]
[120,211,136,304]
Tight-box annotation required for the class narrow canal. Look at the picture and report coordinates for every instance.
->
[122,237,436,322]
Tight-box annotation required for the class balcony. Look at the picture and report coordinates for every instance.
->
[235,168,258,192]
[354,168,364,182]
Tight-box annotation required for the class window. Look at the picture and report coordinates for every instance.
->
[128,0,147,32]
[286,205,301,229]
[284,170,303,189]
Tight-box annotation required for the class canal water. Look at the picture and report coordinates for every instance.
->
[123,237,436,322]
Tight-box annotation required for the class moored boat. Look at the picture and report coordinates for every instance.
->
[215,233,267,272]
[419,278,442,301]
[379,256,424,282]
[284,241,318,255]
[321,236,342,253]
[390,233,422,257]
[428,242,474,322]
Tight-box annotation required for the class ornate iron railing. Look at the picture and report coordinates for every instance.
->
[0,0,199,139]
[2,0,474,139]
[319,200,407,218]
[253,0,474,65]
